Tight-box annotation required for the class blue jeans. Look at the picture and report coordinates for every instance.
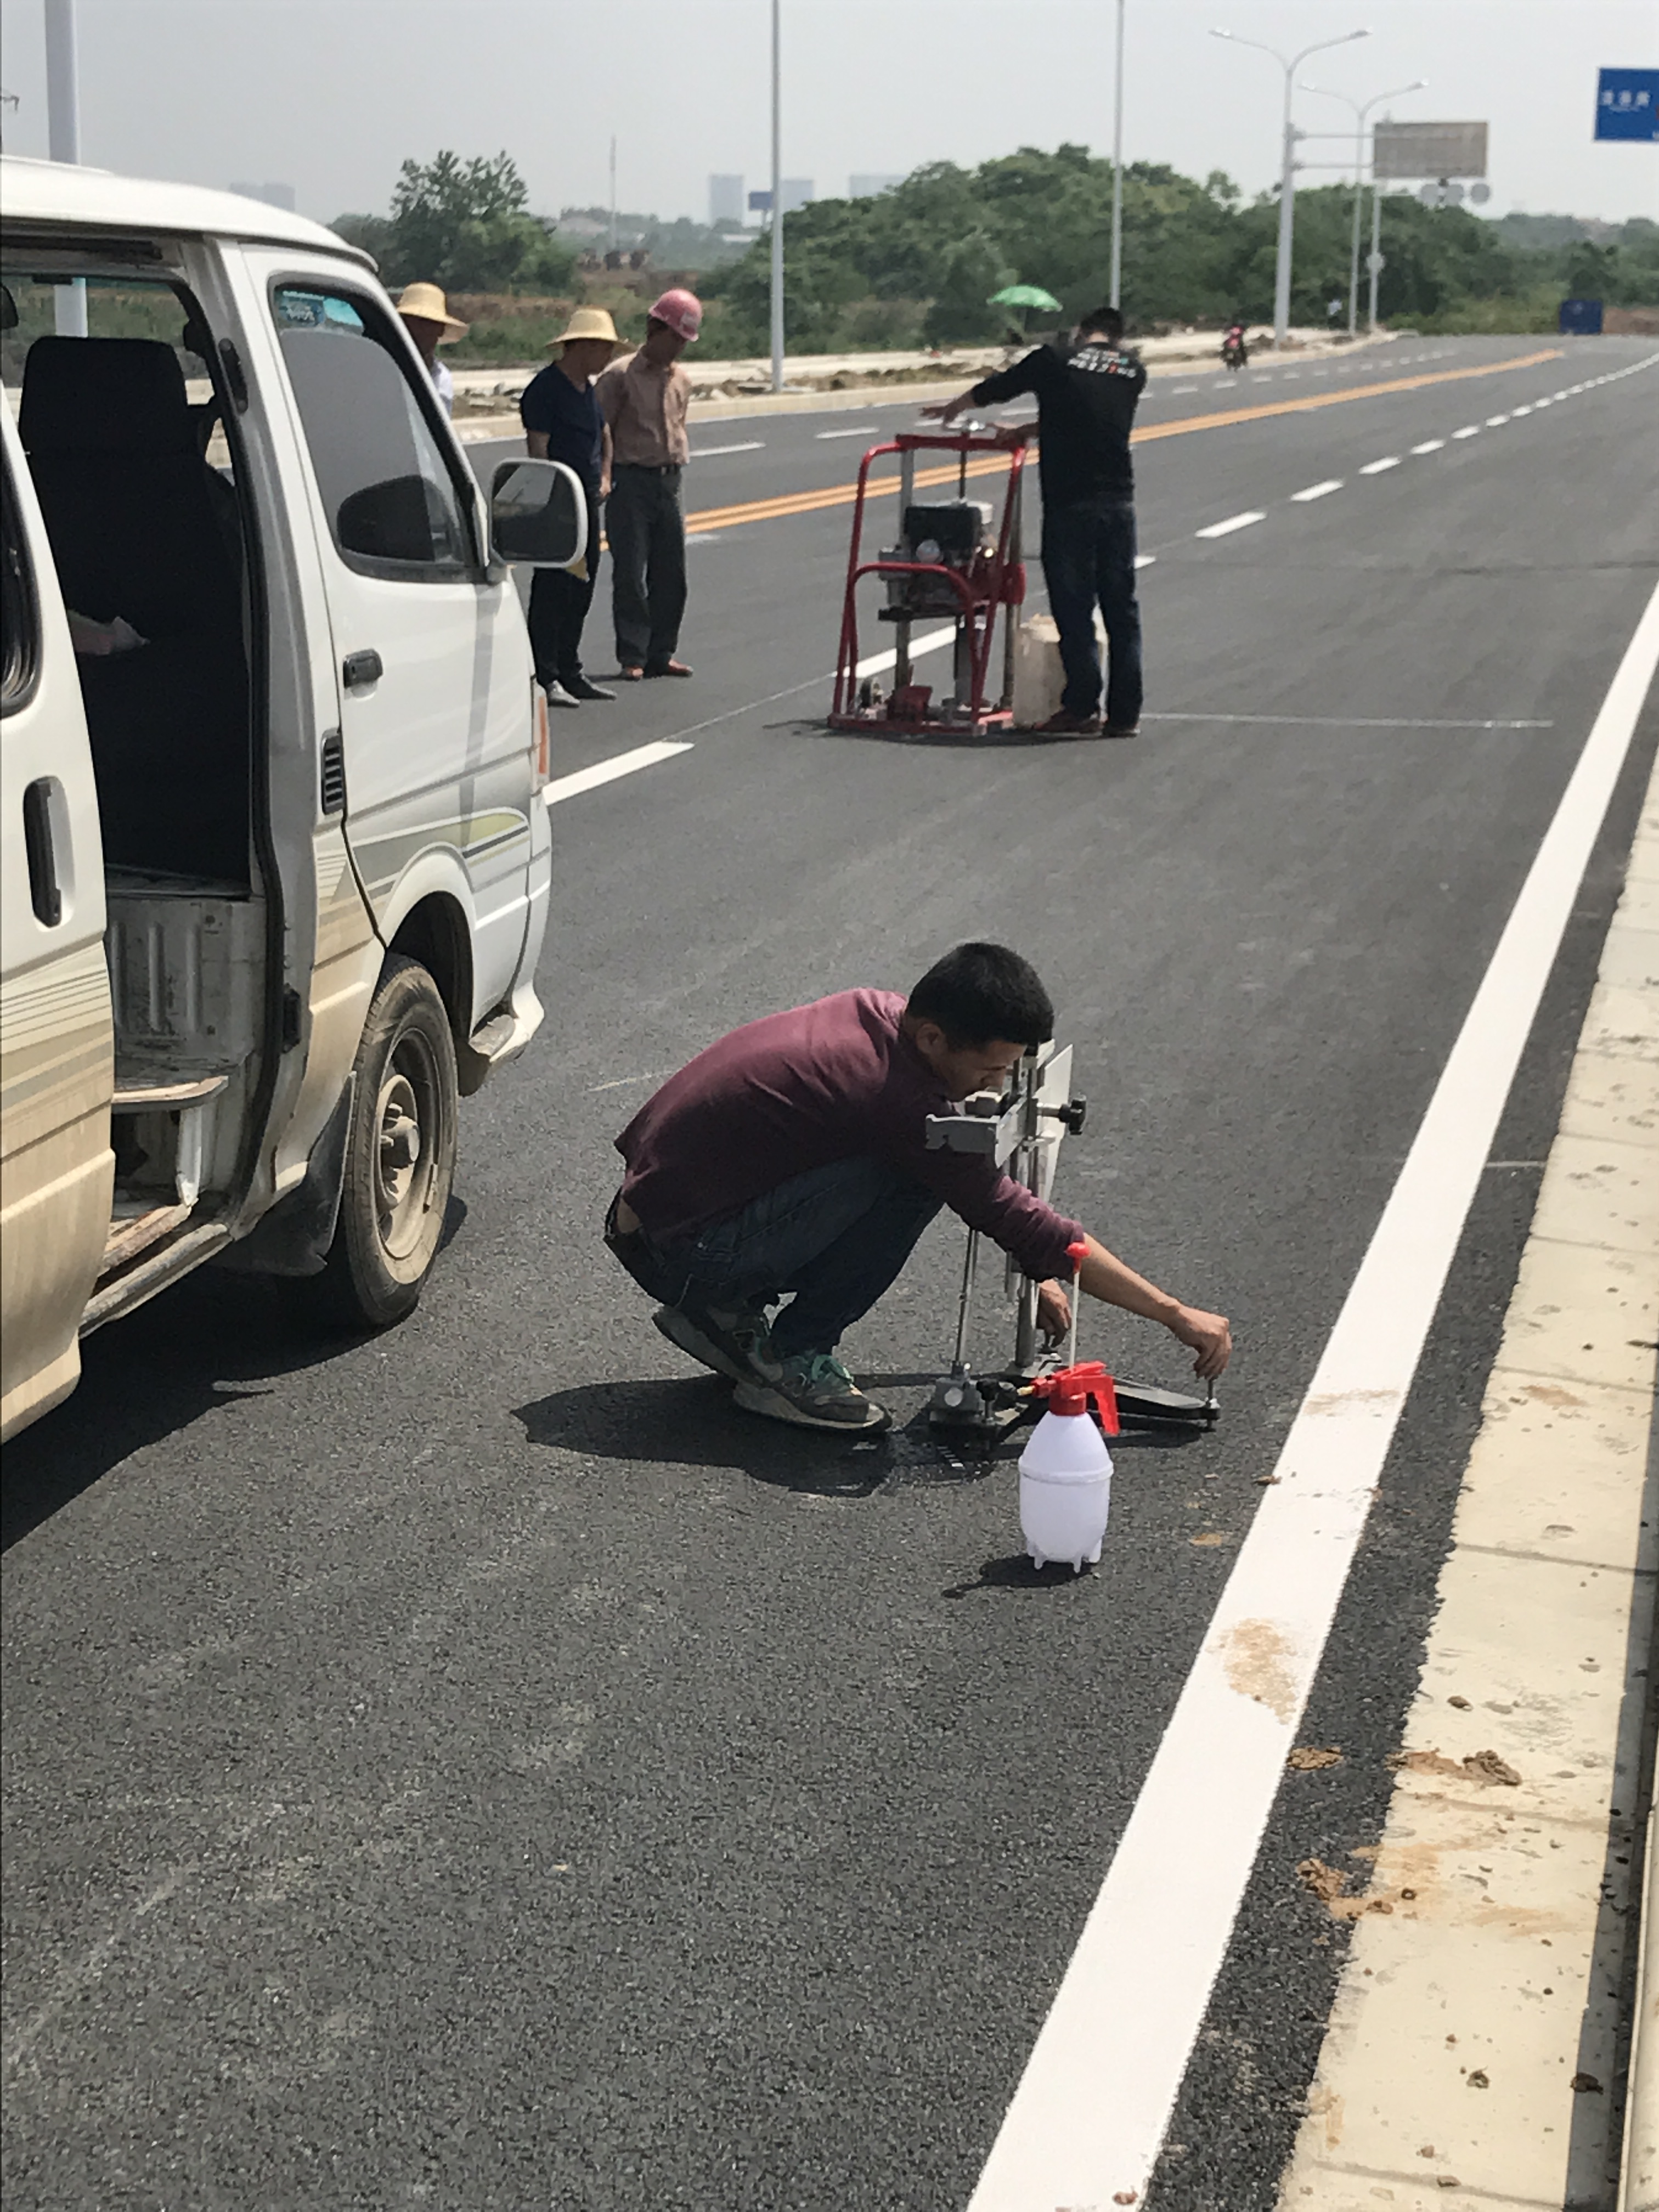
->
[1041,500,1143,726]
[606,1159,941,1358]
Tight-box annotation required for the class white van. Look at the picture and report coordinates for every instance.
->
[0,157,585,1442]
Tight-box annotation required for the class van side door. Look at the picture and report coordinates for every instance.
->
[0,413,116,1441]
[243,256,538,1036]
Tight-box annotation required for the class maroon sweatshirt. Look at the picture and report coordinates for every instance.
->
[616,989,1084,1280]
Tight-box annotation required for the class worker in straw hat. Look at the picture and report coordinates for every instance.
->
[519,306,621,708]
[396,281,469,415]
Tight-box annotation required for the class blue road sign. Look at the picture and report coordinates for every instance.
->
[1595,68,1659,142]
[748,189,774,212]
[1559,298,1605,336]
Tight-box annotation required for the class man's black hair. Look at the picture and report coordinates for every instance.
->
[906,943,1054,1048]
[1081,306,1125,343]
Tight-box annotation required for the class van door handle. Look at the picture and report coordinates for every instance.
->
[22,779,63,927]
[342,648,383,690]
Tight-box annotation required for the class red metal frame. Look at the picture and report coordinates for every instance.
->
[828,430,1029,732]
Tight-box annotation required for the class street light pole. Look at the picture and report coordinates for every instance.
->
[43,0,87,336]
[769,0,784,393]
[1212,26,1369,351]
[1109,0,1125,309]
[1300,82,1426,335]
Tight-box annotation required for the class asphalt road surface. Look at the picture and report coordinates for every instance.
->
[4,336,1657,2212]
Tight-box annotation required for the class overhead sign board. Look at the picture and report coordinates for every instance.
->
[1373,120,1488,179]
[1595,69,1659,142]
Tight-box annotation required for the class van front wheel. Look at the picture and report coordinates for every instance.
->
[317,956,459,1328]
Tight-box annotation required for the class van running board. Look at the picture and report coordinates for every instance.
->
[101,1201,194,1277]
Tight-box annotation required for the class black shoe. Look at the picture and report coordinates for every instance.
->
[563,674,616,702]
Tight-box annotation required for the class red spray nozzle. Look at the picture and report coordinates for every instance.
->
[1029,1361,1120,1434]
[1066,1240,1087,1271]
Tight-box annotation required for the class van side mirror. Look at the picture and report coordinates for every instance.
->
[489,459,588,569]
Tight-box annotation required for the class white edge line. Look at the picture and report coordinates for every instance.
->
[1194,510,1266,540]
[966,576,1659,2212]
[1290,479,1342,502]
[543,738,695,806]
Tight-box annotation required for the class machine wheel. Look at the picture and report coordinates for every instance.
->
[314,956,458,1328]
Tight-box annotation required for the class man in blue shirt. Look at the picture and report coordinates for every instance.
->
[521,307,619,707]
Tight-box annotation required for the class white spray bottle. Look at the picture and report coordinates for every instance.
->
[1018,1359,1121,1572]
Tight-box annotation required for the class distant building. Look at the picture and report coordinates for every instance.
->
[849,173,903,199]
[781,177,814,213]
[709,173,745,224]
[229,181,295,211]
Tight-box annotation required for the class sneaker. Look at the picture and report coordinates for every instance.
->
[563,674,616,702]
[732,1351,889,1432]
[544,679,581,709]
[653,1302,782,1386]
[1037,708,1101,735]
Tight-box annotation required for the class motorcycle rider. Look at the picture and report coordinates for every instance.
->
[1222,317,1249,371]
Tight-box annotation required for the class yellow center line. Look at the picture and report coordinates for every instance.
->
[681,348,1565,534]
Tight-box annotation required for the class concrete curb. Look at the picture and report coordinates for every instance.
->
[1621,1802,1659,2211]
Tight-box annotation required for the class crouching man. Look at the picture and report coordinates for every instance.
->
[605,943,1231,1432]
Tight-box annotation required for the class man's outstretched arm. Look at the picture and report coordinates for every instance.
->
[1038,1232,1232,1380]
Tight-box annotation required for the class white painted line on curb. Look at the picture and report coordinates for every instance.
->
[1410,439,1446,454]
[1195,510,1266,539]
[1291,479,1344,502]
[966,577,1659,2212]
[1359,456,1401,475]
[543,739,695,806]
[692,440,766,458]
[854,625,957,681]
[815,424,882,439]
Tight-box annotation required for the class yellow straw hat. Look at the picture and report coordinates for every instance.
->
[549,306,620,349]
[396,282,469,341]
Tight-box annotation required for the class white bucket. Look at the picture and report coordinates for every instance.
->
[1010,611,1110,729]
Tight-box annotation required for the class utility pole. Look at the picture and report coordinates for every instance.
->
[44,0,87,336]
[1368,179,1383,333]
[1108,0,1125,309]
[1300,82,1425,335]
[1212,26,1369,350]
[608,136,617,256]
[770,0,784,392]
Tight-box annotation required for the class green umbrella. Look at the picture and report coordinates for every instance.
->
[989,284,1064,313]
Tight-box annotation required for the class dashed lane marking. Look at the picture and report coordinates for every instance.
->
[542,739,695,806]
[1410,438,1446,453]
[1195,510,1266,539]
[691,440,766,458]
[1291,479,1344,501]
[1358,455,1401,474]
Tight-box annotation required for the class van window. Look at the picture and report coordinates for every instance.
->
[1,451,41,716]
[272,284,472,577]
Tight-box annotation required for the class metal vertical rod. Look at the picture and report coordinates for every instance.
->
[769,0,784,394]
[1109,0,1125,309]
[951,1233,980,1372]
[45,0,87,336]
[999,469,1021,709]
[1273,66,1296,349]
[1368,182,1382,332]
[608,136,617,255]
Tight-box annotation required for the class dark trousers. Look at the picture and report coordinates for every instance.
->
[1041,500,1144,727]
[527,490,600,686]
[606,464,687,669]
[606,1158,941,1358]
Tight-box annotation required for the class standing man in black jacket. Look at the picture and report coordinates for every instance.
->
[926,306,1147,737]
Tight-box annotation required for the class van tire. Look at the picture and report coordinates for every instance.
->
[314,955,459,1328]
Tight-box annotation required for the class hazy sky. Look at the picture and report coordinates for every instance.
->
[1,0,1655,229]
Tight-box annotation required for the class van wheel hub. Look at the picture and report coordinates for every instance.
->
[374,1057,437,1259]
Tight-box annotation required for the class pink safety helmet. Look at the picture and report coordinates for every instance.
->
[648,286,703,341]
